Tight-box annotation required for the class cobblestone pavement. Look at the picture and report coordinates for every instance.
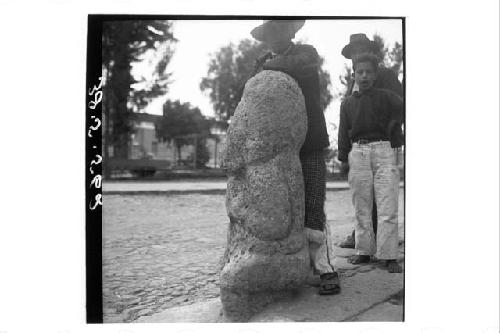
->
[102,190,405,323]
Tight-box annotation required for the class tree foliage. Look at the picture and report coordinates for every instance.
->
[192,139,211,168]
[199,39,266,122]
[102,20,176,159]
[372,34,404,76]
[200,39,333,122]
[156,100,211,164]
[317,55,333,112]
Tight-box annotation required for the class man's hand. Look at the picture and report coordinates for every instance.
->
[262,56,284,70]
[341,161,349,175]
[251,52,273,76]
[255,52,273,67]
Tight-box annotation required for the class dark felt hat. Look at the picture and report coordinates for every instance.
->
[341,33,377,59]
[250,20,305,42]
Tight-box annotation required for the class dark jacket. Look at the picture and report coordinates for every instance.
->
[347,65,403,98]
[337,88,404,162]
[260,43,329,155]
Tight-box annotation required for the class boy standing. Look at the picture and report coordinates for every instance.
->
[339,33,404,249]
[337,53,404,273]
[250,20,340,294]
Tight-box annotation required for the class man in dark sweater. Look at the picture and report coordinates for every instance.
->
[250,20,340,295]
[337,53,403,273]
[339,33,404,249]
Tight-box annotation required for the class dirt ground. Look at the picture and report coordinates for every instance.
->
[102,189,404,323]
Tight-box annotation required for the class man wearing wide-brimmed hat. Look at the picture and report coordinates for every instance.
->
[250,19,340,296]
[338,33,403,249]
[342,33,403,99]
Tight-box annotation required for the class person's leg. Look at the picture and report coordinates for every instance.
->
[301,151,340,295]
[347,144,376,262]
[306,226,340,295]
[373,142,401,273]
[301,151,327,232]
[306,227,335,274]
[342,198,376,249]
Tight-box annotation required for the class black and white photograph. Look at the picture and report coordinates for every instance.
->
[88,16,407,323]
[0,1,498,333]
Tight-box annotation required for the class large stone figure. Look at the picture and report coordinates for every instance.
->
[219,70,310,321]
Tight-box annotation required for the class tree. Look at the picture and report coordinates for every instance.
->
[102,20,176,176]
[156,100,211,165]
[191,139,210,168]
[317,55,333,112]
[199,39,265,122]
[372,34,403,76]
[200,39,333,122]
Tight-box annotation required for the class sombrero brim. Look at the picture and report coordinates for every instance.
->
[341,40,378,59]
[251,20,305,42]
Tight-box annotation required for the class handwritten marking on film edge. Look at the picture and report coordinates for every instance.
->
[88,77,103,138]
[89,154,102,175]
[88,76,103,210]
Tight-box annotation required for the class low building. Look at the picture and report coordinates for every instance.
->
[130,112,227,168]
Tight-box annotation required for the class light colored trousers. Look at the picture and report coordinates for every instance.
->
[348,141,400,260]
[305,224,335,274]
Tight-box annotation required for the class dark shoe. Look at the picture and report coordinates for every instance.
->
[338,234,355,249]
[385,260,403,273]
[348,255,371,264]
[318,272,341,295]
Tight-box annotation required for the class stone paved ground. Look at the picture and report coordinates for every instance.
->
[102,190,404,323]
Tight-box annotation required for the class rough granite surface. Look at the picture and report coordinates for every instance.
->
[219,70,309,321]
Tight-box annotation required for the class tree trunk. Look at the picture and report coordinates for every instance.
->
[114,133,130,159]
[176,141,182,164]
[172,139,177,166]
[193,135,197,169]
[214,137,218,168]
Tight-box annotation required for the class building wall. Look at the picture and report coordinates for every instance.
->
[130,121,176,160]
[129,115,227,168]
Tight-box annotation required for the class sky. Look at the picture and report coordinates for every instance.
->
[135,19,403,140]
